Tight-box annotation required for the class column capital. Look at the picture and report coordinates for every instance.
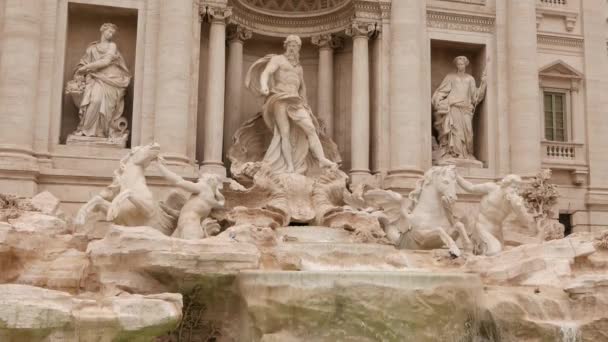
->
[311,34,343,50]
[227,25,253,43]
[346,20,378,39]
[200,5,232,23]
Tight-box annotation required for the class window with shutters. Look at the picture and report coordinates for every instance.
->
[543,92,567,142]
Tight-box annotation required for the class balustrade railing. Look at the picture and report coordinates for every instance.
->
[538,0,567,7]
[541,141,585,166]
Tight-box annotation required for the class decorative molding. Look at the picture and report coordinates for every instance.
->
[227,24,253,43]
[537,33,584,51]
[536,7,578,32]
[438,0,486,5]
[426,10,495,33]
[539,60,583,91]
[240,0,348,13]
[311,34,343,50]
[223,0,386,37]
[205,6,233,23]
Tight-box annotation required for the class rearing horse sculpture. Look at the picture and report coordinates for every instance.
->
[75,143,177,235]
[363,165,471,257]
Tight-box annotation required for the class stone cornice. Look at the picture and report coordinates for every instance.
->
[537,33,584,52]
[426,9,495,33]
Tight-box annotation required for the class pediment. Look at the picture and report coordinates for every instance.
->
[539,60,583,80]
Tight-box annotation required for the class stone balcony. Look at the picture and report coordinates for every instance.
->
[541,140,588,185]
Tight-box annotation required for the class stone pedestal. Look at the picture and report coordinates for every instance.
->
[437,158,483,169]
[66,134,129,148]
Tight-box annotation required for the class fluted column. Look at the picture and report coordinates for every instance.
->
[224,25,252,162]
[311,34,341,139]
[201,6,231,176]
[385,0,428,190]
[347,21,375,185]
[507,0,541,176]
[154,0,194,165]
[0,0,43,195]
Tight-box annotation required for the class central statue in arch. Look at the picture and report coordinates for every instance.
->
[244,35,337,175]
[225,34,346,227]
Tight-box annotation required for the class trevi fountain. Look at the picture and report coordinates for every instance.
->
[1,0,608,341]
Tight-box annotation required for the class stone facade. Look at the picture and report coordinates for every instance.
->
[0,0,607,232]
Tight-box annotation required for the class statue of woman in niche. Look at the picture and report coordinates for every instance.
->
[432,56,486,165]
[66,23,131,143]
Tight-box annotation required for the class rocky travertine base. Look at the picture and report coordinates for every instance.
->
[0,284,182,342]
[237,271,484,342]
[2,192,608,341]
[87,225,261,294]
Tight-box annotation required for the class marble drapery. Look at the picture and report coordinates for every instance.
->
[245,54,321,174]
[71,41,131,138]
[432,72,486,161]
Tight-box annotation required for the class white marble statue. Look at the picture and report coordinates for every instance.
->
[65,23,131,144]
[364,165,471,257]
[75,143,177,235]
[432,56,486,163]
[156,157,225,240]
[245,34,336,174]
[456,174,532,256]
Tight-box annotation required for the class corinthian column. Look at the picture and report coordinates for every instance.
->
[507,1,541,176]
[384,0,428,190]
[311,34,342,139]
[347,21,375,185]
[224,25,252,160]
[0,0,43,195]
[201,6,232,176]
[154,0,194,165]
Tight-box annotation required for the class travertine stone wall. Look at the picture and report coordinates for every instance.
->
[507,0,541,177]
[582,0,608,229]
[0,0,42,195]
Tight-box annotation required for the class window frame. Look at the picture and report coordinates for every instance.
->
[541,87,571,142]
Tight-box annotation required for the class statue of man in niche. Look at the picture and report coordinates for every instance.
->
[65,23,131,144]
[432,56,487,165]
[245,35,336,174]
